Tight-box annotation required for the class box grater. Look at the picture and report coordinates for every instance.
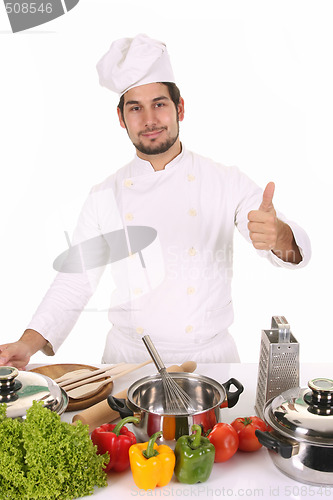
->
[255,316,299,419]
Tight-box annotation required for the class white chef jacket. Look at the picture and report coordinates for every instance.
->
[27,146,311,363]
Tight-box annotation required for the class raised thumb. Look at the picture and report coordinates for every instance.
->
[259,182,275,212]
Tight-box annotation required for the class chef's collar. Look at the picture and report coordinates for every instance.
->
[133,144,185,174]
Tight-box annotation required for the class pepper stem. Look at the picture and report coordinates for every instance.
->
[142,431,162,459]
[190,424,202,449]
[112,416,140,437]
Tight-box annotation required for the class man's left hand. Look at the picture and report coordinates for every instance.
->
[247,182,278,251]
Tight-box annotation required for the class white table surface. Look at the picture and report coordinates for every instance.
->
[28,362,333,499]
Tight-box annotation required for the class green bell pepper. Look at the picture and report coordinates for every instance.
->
[174,424,215,484]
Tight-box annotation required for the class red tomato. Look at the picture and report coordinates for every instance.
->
[207,423,239,462]
[231,416,268,452]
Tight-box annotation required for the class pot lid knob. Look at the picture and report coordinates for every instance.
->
[0,366,22,403]
[0,366,18,381]
[306,378,333,414]
[308,378,333,395]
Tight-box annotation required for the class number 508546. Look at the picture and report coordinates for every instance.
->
[5,3,53,14]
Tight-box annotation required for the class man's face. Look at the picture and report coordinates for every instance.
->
[117,83,184,156]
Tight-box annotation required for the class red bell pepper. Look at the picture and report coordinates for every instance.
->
[91,416,140,472]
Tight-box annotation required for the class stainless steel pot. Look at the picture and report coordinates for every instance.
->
[108,372,243,444]
[0,366,68,418]
[256,378,333,486]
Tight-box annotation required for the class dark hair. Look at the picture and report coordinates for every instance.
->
[117,82,181,120]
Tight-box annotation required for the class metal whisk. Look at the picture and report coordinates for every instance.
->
[142,335,195,414]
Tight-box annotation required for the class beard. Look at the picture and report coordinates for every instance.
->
[125,121,180,156]
[134,132,179,155]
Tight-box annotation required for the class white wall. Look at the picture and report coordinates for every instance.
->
[0,0,332,365]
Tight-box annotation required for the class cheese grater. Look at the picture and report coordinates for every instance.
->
[255,316,299,419]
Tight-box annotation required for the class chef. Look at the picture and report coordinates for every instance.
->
[0,34,311,369]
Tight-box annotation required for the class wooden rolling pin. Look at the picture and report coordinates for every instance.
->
[72,361,197,432]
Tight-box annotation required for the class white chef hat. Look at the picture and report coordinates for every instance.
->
[96,33,175,96]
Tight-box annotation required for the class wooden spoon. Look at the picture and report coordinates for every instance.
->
[67,378,113,399]
[54,368,95,383]
[62,361,152,391]
[54,362,126,385]
[66,360,153,399]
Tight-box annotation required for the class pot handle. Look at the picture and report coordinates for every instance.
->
[107,395,134,419]
[255,430,293,459]
[222,378,244,408]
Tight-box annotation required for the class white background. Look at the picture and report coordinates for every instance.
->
[0,0,332,365]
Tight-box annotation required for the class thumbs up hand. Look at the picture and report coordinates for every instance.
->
[247,182,278,251]
[248,182,303,263]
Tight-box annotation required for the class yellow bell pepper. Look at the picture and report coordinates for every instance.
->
[129,431,175,490]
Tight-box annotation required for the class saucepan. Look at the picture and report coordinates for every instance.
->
[108,372,243,444]
[255,378,333,486]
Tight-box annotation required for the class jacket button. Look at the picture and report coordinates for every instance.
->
[125,213,134,221]
[185,325,193,333]
[188,209,197,217]
[133,288,143,295]
[187,287,196,295]
[136,327,144,335]
[188,247,197,256]
[188,174,196,182]
[124,179,133,187]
